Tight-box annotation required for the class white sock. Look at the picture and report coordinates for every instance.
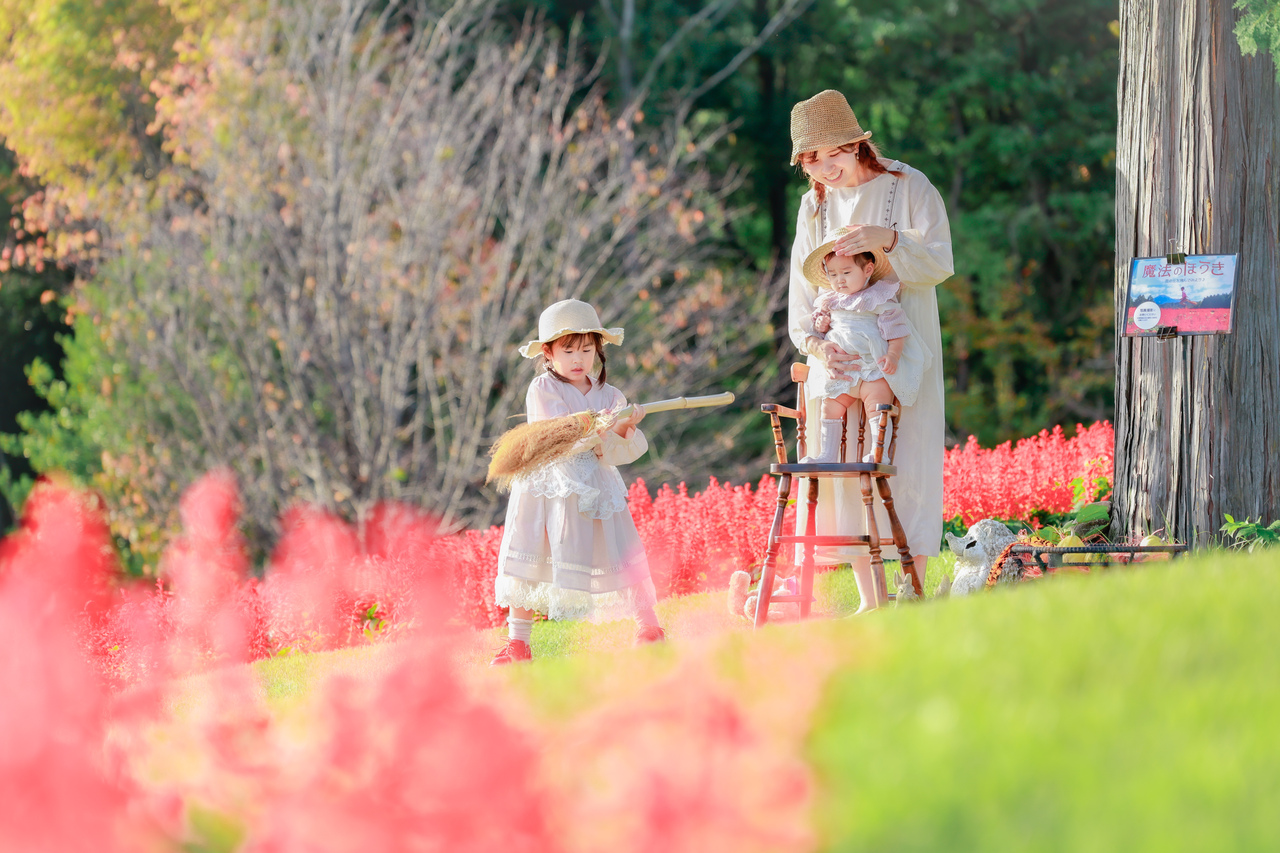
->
[507,615,533,644]
[863,412,889,463]
[804,418,845,463]
[634,605,661,629]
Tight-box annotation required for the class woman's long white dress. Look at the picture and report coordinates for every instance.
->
[788,159,953,562]
[494,372,657,620]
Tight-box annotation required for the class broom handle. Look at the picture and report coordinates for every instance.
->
[612,392,735,420]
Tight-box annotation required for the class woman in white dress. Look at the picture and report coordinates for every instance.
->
[787,89,953,611]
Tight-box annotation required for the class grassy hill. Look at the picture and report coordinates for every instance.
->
[249,550,1280,851]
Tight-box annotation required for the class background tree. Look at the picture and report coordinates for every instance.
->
[0,148,72,530]
[1112,0,1280,543]
[0,0,1131,549]
[530,0,1120,444]
[1,0,774,559]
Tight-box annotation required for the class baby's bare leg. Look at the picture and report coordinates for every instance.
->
[860,378,893,410]
[821,396,851,420]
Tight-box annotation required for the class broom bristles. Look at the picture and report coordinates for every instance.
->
[486,393,735,489]
[486,411,598,490]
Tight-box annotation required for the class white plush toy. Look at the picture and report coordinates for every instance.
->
[944,518,1018,596]
[728,570,800,622]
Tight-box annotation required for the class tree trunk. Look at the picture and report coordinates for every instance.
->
[1114,0,1280,544]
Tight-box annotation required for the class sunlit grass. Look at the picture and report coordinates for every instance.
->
[237,549,1280,849]
[249,556,960,702]
[808,549,1280,851]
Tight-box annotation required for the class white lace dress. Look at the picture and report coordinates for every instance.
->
[494,373,656,621]
[801,280,932,407]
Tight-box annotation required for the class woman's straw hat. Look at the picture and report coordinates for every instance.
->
[801,227,894,290]
[519,299,624,358]
[789,90,872,166]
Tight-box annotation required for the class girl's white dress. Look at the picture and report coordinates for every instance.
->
[788,159,953,562]
[495,373,657,621]
[801,280,932,407]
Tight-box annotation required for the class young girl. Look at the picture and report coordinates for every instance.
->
[491,298,663,665]
[798,230,931,464]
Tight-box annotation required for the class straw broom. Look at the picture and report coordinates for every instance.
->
[487,392,735,489]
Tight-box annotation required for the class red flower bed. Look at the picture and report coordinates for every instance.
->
[942,421,1114,526]
[1,479,811,853]
[11,421,1119,661]
[628,476,795,600]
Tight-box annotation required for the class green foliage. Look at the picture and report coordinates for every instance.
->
[810,548,1280,849]
[535,0,1119,445]
[0,274,187,567]
[1235,0,1280,81]
[182,803,246,853]
[0,144,74,529]
[1220,513,1280,552]
[0,0,188,187]
[817,0,1118,443]
[1072,469,1113,508]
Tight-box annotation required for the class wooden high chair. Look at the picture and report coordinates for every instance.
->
[754,363,918,627]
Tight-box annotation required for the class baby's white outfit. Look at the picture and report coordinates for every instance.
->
[495,373,656,621]
[802,279,932,406]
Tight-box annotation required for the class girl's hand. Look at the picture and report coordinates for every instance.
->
[612,403,644,437]
[834,224,896,256]
[877,352,899,375]
[814,339,860,380]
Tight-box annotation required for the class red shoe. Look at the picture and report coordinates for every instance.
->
[634,625,666,645]
[490,639,532,666]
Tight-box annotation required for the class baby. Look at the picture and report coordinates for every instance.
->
[800,237,930,464]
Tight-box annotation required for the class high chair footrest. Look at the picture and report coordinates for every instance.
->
[765,594,814,604]
[771,462,896,476]
[774,535,873,546]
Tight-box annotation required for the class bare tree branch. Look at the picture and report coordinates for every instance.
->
[85,0,778,548]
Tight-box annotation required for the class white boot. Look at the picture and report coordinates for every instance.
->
[862,411,890,464]
[802,418,845,463]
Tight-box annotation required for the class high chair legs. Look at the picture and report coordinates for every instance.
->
[754,365,916,627]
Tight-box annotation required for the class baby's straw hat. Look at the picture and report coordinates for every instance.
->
[519,299,624,359]
[789,90,872,166]
[801,227,894,290]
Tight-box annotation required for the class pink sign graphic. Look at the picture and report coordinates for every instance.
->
[1123,255,1238,336]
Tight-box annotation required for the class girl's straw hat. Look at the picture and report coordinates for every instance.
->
[801,227,894,290]
[789,90,872,166]
[519,299,624,358]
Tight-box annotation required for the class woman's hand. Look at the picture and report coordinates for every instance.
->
[834,224,897,256]
[812,339,860,380]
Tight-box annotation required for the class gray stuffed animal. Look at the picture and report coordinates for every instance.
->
[944,519,1018,596]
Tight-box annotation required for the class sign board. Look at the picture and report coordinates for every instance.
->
[1123,254,1238,337]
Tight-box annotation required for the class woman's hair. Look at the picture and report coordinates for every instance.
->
[798,139,905,207]
[540,331,607,387]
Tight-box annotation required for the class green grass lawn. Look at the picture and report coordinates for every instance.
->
[807,549,1280,852]
[249,549,1280,850]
